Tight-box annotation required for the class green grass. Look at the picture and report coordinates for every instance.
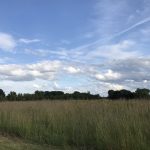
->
[0,100,149,150]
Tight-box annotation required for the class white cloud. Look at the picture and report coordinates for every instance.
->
[0,60,61,81]
[103,82,124,91]
[64,66,81,74]
[25,49,50,57]
[63,39,140,63]
[95,70,121,81]
[25,48,68,58]
[0,79,51,94]
[86,40,140,60]
[33,84,42,89]
[95,74,105,80]
[0,32,16,51]
[53,82,59,89]
[19,38,41,44]
[51,81,73,92]
[27,60,61,72]
[110,58,150,82]
[0,57,150,95]
[33,83,48,89]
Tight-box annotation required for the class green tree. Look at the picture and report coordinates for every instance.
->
[0,89,5,101]
[108,89,134,100]
[7,91,17,101]
[135,88,150,99]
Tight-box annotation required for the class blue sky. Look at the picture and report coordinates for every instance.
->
[0,0,150,95]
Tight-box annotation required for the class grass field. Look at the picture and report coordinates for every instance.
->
[0,100,149,150]
[0,135,61,150]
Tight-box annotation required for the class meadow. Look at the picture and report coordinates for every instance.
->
[0,100,149,150]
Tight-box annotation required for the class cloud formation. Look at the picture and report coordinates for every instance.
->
[85,40,140,60]
[0,60,61,81]
[0,33,16,51]
[64,66,81,74]
[1,0,150,95]
[19,38,41,44]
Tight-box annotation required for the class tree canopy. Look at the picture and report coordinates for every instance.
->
[0,88,149,101]
[108,88,150,100]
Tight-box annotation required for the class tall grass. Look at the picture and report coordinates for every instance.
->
[0,100,149,150]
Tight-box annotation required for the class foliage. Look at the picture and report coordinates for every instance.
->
[108,88,150,100]
[134,88,150,99]
[0,89,5,101]
[0,89,101,101]
[108,89,134,100]
[0,88,149,101]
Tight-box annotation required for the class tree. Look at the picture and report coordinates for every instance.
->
[119,89,134,99]
[0,89,5,101]
[134,88,150,99]
[108,89,134,100]
[108,90,115,99]
[7,91,17,101]
[34,91,45,100]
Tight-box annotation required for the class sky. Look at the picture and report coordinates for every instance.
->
[0,0,150,95]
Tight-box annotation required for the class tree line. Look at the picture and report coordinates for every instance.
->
[0,90,100,101]
[0,88,150,101]
[108,88,150,100]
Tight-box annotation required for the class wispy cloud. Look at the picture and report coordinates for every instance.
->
[113,17,150,38]
[85,40,140,60]
[79,17,150,52]
[25,48,68,58]
[0,32,16,51]
[19,38,41,44]
[0,57,12,64]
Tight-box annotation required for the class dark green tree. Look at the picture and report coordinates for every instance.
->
[108,89,134,100]
[7,91,17,101]
[134,88,150,99]
[0,89,5,101]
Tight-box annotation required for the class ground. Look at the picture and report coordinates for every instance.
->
[0,136,62,150]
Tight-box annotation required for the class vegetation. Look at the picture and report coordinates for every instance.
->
[0,88,150,101]
[0,90,101,101]
[0,88,149,149]
[0,100,149,150]
[108,88,150,100]
[0,136,60,150]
